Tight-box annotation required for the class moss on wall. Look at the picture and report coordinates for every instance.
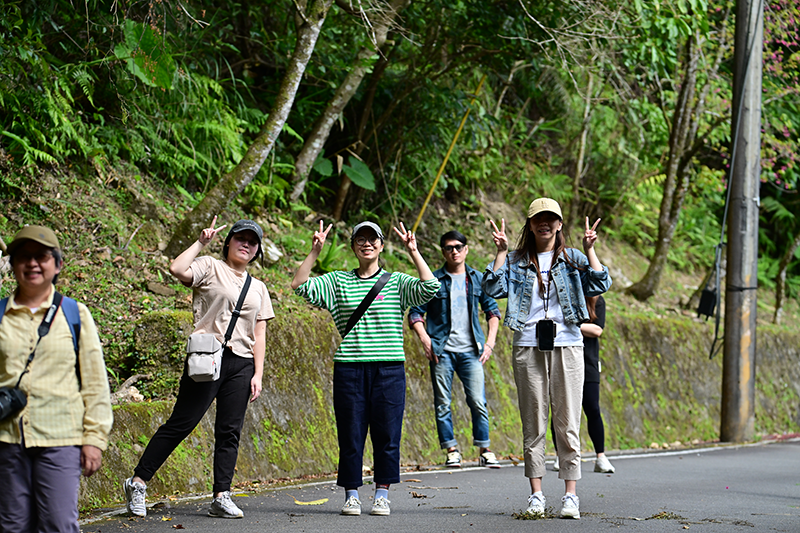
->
[81,309,800,509]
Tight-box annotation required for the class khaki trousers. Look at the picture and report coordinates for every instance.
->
[512,344,584,480]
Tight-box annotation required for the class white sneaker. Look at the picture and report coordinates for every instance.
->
[341,496,362,516]
[595,454,615,473]
[445,450,462,468]
[479,451,501,468]
[560,493,580,519]
[123,477,147,517]
[370,496,391,516]
[552,456,560,471]
[526,491,546,515]
[208,491,243,518]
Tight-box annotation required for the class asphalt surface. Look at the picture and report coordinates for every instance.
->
[83,439,800,532]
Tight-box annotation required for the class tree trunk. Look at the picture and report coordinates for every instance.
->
[773,227,800,324]
[290,0,407,203]
[165,0,334,257]
[627,23,731,301]
[568,72,593,226]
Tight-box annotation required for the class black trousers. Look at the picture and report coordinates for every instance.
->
[134,349,254,493]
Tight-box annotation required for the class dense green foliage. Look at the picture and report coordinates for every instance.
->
[1,0,798,292]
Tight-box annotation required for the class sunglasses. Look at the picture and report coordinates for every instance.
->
[354,236,381,246]
[15,251,54,264]
[442,244,466,253]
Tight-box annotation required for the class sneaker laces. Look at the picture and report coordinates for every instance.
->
[561,493,579,506]
[130,482,146,506]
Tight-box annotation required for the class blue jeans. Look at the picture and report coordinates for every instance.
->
[431,350,490,449]
[333,361,406,487]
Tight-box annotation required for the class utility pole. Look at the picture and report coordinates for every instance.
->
[721,0,762,442]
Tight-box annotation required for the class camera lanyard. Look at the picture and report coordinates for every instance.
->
[14,292,63,389]
[541,271,552,320]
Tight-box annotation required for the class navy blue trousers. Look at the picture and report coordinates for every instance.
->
[333,362,405,488]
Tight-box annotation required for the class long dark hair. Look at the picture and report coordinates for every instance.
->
[511,220,578,297]
[586,295,598,323]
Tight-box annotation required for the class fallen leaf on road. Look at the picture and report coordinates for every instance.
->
[411,492,428,499]
[404,478,422,483]
[161,517,172,521]
[290,495,329,505]
[172,525,185,529]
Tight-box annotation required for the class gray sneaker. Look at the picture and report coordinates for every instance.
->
[208,491,244,518]
[123,477,147,517]
[341,496,362,516]
[559,493,580,519]
[370,496,391,516]
[526,491,546,515]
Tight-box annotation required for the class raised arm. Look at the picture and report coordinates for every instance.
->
[582,217,603,272]
[393,222,434,281]
[490,219,508,272]
[291,220,332,290]
[169,215,227,284]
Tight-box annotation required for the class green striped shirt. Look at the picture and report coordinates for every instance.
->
[295,270,440,362]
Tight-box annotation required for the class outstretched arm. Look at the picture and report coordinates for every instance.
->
[291,220,333,289]
[393,222,434,281]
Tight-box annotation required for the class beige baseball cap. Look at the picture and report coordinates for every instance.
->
[527,198,563,219]
[7,225,61,256]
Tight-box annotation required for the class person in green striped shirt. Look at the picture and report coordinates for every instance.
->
[292,220,439,517]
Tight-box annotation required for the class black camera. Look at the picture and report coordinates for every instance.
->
[536,319,556,352]
[0,386,27,422]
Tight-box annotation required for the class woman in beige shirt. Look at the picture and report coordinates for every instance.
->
[123,218,274,520]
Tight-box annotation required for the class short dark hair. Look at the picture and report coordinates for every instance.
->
[440,231,467,248]
[10,245,63,284]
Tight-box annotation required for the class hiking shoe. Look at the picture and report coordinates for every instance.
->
[560,493,580,519]
[445,450,462,468]
[370,496,391,516]
[595,455,615,473]
[552,456,560,471]
[526,492,546,515]
[208,491,243,518]
[341,496,362,516]
[123,477,147,517]
[480,450,501,468]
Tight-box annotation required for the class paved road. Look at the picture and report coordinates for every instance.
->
[83,440,799,532]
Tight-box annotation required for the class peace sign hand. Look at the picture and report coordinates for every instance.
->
[312,219,333,253]
[393,222,417,253]
[583,217,601,250]
[490,219,508,252]
[199,215,227,246]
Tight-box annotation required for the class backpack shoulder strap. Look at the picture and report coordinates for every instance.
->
[0,297,7,325]
[60,296,81,356]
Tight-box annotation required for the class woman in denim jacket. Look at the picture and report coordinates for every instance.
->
[482,198,611,520]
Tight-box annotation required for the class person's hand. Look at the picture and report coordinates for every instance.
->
[419,332,437,363]
[583,217,601,250]
[490,219,508,252]
[393,222,418,253]
[250,376,262,402]
[199,215,227,246]
[81,445,103,477]
[312,220,333,254]
[479,343,494,364]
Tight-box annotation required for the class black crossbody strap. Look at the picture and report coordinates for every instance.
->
[344,271,391,338]
[223,274,252,347]
[15,292,63,388]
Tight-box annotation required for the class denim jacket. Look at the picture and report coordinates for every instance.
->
[481,248,611,332]
[409,264,501,357]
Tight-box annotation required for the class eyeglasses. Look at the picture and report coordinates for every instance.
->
[354,236,381,246]
[15,251,54,264]
[442,244,466,253]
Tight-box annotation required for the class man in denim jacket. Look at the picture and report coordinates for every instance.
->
[409,230,502,468]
